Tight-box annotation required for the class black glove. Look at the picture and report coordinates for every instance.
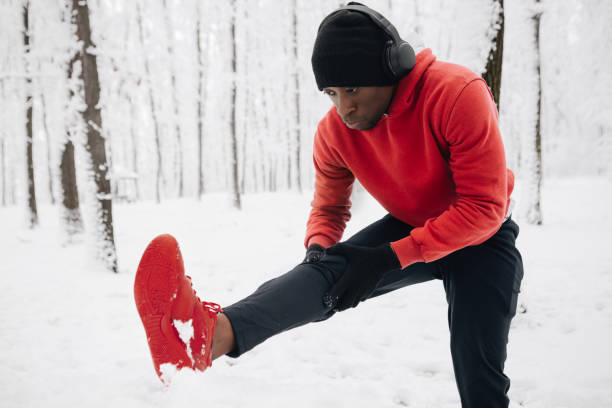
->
[323,242,400,311]
[303,244,325,263]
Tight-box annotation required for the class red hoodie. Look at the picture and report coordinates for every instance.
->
[305,49,514,268]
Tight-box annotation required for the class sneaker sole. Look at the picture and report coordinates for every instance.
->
[134,234,192,380]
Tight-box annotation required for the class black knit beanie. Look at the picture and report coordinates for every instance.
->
[311,3,396,90]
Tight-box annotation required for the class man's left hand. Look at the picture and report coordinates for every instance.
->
[303,244,325,263]
[323,242,400,311]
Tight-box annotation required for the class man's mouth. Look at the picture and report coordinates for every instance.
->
[344,119,364,128]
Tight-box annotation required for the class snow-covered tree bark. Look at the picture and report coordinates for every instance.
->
[1,137,5,207]
[0,72,4,207]
[0,76,9,207]
[162,0,184,198]
[0,0,610,207]
[238,4,249,196]
[196,0,206,199]
[23,1,38,228]
[526,0,543,225]
[60,2,84,237]
[482,0,504,109]
[230,0,241,209]
[39,91,56,205]
[135,0,163,204]
[71,0,117,271]
[59,138,83,235]
[292,0,302,193]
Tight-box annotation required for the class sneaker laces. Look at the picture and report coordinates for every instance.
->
[184,275,222,317]
[202,301,222,317]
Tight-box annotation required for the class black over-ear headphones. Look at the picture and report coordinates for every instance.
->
[317,2,416,80]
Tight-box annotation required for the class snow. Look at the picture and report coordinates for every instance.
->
[1,1,610,405]
[159,363,179,385]
[1,177,612,407]
[173,319,194,364]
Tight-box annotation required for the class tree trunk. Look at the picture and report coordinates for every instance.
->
[240,86,248,194]
[72,0,118,272]
[196,1,205,199]
[127,92,140,201]
[162,0,184,197]
[481,0,504,110]
[23,2,38,228]
[1,138,5,207]
[0,78,5,207]
[239,5,248,195]
[60,140,84,234]
[285,39,293,192]
[136,1,163,203]
[254,30,270,192]
[292,0,302,193]
[230,0,241,209]
[40,91,56,204]
[61,44,84,236]
[118,20,140,201]
[527,1,543,225]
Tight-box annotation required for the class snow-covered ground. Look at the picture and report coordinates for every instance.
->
[1,177,611,408]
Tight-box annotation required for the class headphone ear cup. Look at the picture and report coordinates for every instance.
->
[387,41,416,79]
[382,40,396,79]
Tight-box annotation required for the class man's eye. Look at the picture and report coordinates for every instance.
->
[345,87,358,93]
[324,90,336,97]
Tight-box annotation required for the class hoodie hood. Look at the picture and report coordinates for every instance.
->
[386,48,436,117]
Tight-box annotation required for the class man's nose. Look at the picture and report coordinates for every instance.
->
[337,95,356,117]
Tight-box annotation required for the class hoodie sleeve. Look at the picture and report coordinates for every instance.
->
[390,79,509,268]
[304,129,355,249]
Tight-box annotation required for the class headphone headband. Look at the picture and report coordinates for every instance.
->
[316,2,416,81]
[339,4,403,46]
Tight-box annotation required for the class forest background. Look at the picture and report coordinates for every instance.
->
[1,0,610,270]
[2,1,612,407]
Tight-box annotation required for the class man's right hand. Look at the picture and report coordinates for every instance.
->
[303,244,325,263]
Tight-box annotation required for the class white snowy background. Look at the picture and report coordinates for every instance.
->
[1,0,611,407]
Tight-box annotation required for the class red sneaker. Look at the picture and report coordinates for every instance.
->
[134,234,222,382]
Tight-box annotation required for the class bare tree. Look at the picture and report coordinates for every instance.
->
[39,91,56,204]
[23,1,38,227]
[112,18,141,201]
[527,0,543,225]
[162,0,184,197]
[136,0,163,203]
[71,0,117,272]
[59,2,85,236]
[292,0,302,193]
[196,0,206,199]
[0,76,5,207]
[125,88,140,201]
[60,139,83,235]
[239,6,249,195]
[482,0,504,110]
[116,74,140,201]
[230,0,241,209]
[1,137,5,207]
[0,76,14,207]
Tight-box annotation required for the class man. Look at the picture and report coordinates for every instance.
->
[134,3,523,407]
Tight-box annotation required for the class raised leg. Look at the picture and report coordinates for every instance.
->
[221,214,439,357]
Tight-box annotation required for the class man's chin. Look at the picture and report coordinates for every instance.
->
[345,120,374,131]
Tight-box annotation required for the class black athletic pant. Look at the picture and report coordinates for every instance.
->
[224,214,524,408]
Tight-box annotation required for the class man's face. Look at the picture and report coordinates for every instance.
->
[323,85,396,131]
